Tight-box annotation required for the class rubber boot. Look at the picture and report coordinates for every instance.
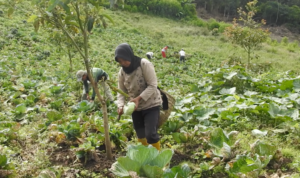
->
[151,141,160,151]
[138,138,148,146]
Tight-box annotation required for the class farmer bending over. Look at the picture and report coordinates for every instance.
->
[179,49,185,63]
[161,46,168,58]
[76,68,114,102]
[115,43,162,150]
[146,52,153,60]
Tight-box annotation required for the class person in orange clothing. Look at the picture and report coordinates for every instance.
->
[161,46,168,58]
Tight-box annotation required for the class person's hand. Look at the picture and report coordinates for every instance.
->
[86,94,90,100]
[130,96,142,111]
[118,107,123,115]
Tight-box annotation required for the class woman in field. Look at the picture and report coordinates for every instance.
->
[115,43,162,150]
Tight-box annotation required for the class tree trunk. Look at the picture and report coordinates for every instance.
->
[79,3,112,160]
[54,3,113,160]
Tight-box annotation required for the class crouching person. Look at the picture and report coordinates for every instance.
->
[76,68,114,102]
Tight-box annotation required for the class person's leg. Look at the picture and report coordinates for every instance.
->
[132,110,147,145]
[142,106,160,150]
[100,81,114,101]
[162,51,166,58]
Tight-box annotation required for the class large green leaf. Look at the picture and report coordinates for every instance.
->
[268,103,281,118]
[193,108,215,121]
[117,157,141,174]
[47,111,63,121]
[209,127,229,148]
[164,163,191,178]
[280,80,293,91]
[149,149,173,168]
[0,154,8,167]
[127,145,159,165]
[110,162,130,177]
[220,110,239,121]
[212,142,231,158]
[141,164,164,178]
[172,132,183,143]
[72,100,95,112]
[179,113,193,122]
[251,140,276,157]
[228,155,260,174]
[15,103,26,115]
[293,79,300,91]
[219,87,236,95]
[224,72,237,80]
[268,103,299,120]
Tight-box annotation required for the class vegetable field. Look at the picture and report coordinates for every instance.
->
[1,1,300,178]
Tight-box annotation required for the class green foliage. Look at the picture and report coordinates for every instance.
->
[207,19,220,30]
[281,36,289,45]
[164,163,191,178]
[58,121,81,141]
[13,103,26,115]
[72,100,95,112]
[2,0,300,176]
[123,0,197,19]
[0,154,15,177]
[226,140,276,177]
[50,99,63,110]
[110,145,175,178]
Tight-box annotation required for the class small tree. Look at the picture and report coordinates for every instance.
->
[29,0,113,159]
[224,0,270,67]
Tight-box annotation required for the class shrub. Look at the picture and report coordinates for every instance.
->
[188,18,206,27]
[124,0,197,20]
[202,28,210,36]
[207,18,220,30]
[281,36,289,45]
[131,5,138,13]
[218,22,231,33]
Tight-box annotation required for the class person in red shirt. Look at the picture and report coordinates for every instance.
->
[161,46,168,58]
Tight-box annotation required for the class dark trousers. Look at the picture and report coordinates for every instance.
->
[180,56,185,63]
[132,106,160,144]
[146,54,151,60]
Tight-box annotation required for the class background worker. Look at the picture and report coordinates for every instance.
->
[146,52,154,60]
[179,49,185,63]
[76,68,114,102]
[161,46,168,58]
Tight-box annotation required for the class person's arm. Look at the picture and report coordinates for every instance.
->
[117,69,127,109]
[139,61,158,101]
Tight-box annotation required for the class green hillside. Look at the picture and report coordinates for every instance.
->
[1,0,300,177]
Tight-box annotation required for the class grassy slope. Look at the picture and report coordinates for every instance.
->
[1,1,300,177]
